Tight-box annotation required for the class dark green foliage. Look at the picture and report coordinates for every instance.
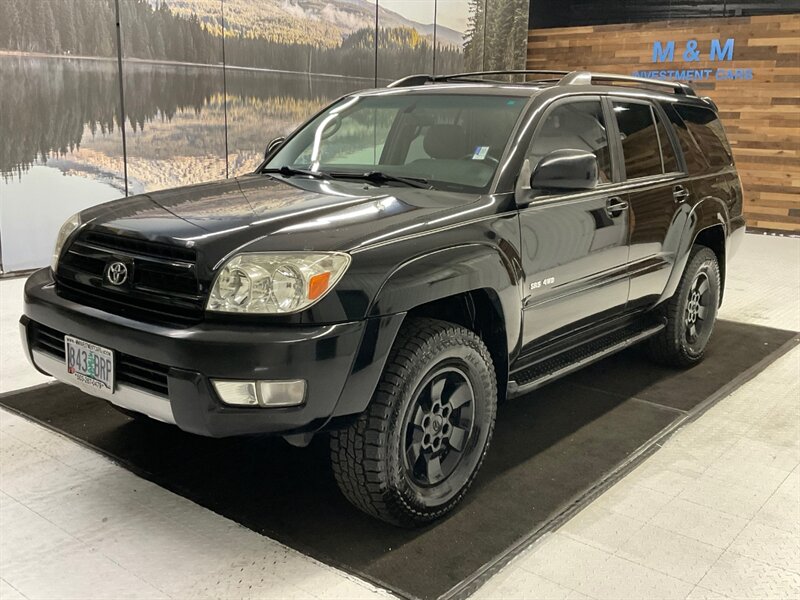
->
[464,0,529,71]
[0,0,469,78]
[0,0,117,56]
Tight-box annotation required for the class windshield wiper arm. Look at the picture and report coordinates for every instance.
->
[329,171,432,189]
[262,166,328,179]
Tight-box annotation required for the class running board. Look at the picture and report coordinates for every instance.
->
[507,323,665,399]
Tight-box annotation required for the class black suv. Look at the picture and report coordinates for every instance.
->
[21,70,744,526]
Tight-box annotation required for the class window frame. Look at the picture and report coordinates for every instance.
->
[652,101,686,176]
[523,94,621,189]
[608,96,679,183]
[673,102,734,170]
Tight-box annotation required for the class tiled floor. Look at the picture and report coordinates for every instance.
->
[474,348,799,600]
[1,233,798,600]
[473,233,800,600]
[0,409,392,600]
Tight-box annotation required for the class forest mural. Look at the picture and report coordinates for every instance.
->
[0,0,531,271]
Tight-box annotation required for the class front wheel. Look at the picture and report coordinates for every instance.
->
[330,318,497,527]
[648,245,721,367]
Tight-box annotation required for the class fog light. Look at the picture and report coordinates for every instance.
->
[212,379,306,408]
[212,380,258,406]
[257,380,306,407]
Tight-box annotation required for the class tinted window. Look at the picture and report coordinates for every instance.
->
[527,100,612,183]
[675,105,733,168]
[662,103,708,173]
[613,101,662,179]
[655,109,679,173]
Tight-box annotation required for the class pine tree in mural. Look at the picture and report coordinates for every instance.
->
[463,0,486,70]
[0,0,516,77]
[463,0,529,72]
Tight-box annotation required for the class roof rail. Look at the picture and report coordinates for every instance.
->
[560,71,696,96]
[387,70,570,88]
[387,70,697,97]
[387,74,435,88]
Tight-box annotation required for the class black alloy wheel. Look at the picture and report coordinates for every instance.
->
[648,245,720,367]
[685,271,711,344]
[402,366,475,488]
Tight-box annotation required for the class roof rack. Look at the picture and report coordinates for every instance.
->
[387,70,569,88]
[387,69,696,97]
[560,71,696,96]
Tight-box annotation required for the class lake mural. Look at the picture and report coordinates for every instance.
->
[0,0,530,272]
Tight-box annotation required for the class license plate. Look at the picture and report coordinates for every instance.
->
[64,335,114,396]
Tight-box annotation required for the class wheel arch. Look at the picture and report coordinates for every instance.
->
[658,197,729,306]
[694,223,726,303]
[367,243,523,403]
[405,289,510,402]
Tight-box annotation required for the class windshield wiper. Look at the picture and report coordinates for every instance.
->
[263,167,431,189]
[262,166,328,179]
[328,171,432,189]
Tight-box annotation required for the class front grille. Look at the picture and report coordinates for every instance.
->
[116,355,170,396]
[29,323,170,396]
[56,230,203,326]
[30,323,66,358]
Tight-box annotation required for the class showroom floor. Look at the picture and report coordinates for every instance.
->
[1,233,798,600]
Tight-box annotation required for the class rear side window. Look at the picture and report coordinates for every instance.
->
[674,104,734,168]
[662,103,708,173]
[612,101,662,179]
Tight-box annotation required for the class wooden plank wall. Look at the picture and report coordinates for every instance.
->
[527,14,800,232]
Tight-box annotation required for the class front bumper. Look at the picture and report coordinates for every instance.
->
[21,268,404,437]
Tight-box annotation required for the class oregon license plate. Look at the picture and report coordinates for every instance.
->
[64,335,114,396]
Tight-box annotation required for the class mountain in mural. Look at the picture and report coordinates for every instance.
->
[160,0,464,47]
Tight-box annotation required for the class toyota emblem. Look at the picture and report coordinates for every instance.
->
[106,261,129,286]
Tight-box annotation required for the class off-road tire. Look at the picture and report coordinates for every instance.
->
[648,245,720,367]
[330,317,497,527]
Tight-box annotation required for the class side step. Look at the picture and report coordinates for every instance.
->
[507,322,665,399]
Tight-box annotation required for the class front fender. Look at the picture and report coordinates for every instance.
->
[657,196,729,305]
[368,243,523,360]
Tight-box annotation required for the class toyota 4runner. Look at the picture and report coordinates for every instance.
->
[21,70,745,526]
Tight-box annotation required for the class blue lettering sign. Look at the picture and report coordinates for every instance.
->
[683,40,701,62]
[652,41,675,63]
[646,37,747,83]
[710,38,735,61]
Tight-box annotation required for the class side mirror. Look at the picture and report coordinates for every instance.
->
[530,149,599,193]
[264,136,286,160]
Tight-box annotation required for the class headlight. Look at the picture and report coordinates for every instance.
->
[51,212,82,271]
[207,252,351,314]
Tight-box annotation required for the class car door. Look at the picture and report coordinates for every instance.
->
[608,97,687,309]
[517,96,630,352]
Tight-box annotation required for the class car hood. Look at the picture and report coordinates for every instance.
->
[80,174,486,265]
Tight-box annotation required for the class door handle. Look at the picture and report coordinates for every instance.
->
[605,196,629,218]
[673,184,691,203]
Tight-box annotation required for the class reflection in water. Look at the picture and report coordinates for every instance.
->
[0,56,121,180]
[0,56,360,184]
[0,55,360,271]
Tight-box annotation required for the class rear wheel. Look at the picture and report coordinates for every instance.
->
[648,245,720,367]
[330,318,497,527]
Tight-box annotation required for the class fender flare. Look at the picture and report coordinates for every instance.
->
[657,196,729,305]
[324,244,523,423]
[368,242,523,359]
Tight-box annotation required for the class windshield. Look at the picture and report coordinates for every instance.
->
[265,92,528,193]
